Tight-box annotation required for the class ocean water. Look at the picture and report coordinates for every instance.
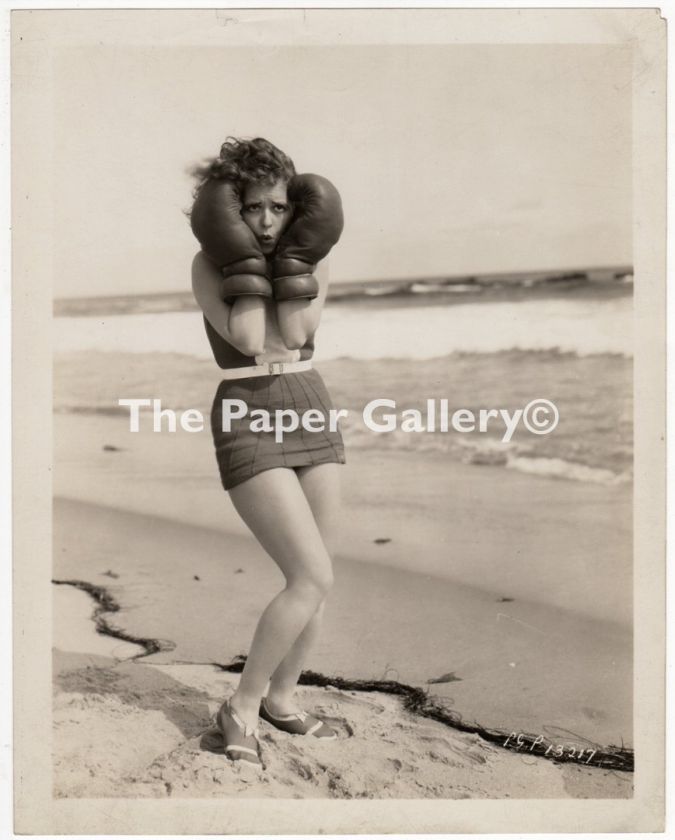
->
[53,280,633,486]
[54,291,632,360]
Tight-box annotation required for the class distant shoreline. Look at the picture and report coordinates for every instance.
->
[54,265,633,317]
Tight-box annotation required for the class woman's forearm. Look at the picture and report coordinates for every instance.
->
[275,261,329,350]
[227,297,267,357]
[192,251,267,357]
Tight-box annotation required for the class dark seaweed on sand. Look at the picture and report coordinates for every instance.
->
[216,658,634,773]
[52,578,175,658]
[53,578,633,774]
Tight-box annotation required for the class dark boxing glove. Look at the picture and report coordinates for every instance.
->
[190,179,273,301]
[272,174,344,301]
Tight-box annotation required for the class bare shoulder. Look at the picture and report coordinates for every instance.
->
[191,251,222,307]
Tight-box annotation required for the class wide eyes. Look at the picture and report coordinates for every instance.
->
[243,202,289,214]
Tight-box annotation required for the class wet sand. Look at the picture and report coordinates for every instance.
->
[51,412,633,799]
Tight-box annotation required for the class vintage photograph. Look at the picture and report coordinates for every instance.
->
[11,6,666,835]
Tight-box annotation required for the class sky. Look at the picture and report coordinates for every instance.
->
[50,36,632,298]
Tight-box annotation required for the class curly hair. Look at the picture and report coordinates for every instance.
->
[188,137,296,210]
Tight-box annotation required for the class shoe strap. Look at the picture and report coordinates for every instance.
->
[305,719,325,736]
[225,744,259,758]
[263,698,308,723]
[225,703,260,741]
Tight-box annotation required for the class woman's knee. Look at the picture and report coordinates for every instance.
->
[288,564,334,601]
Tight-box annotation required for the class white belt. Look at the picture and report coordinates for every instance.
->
[219,359,313,380]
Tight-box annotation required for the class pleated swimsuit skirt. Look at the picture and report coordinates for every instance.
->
[210,368,346,491]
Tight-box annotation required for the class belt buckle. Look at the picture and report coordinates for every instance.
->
[268,362,285,376]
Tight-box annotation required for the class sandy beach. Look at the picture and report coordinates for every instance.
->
[10,10,662,825]
[53,639,629,800]
[52,411,633,799]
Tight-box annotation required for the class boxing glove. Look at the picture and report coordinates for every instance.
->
[272,174,344,301]
[190,179,273,301]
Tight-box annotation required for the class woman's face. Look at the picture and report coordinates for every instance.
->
[241,180,293,255]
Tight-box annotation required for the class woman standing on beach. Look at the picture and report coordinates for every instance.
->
[189,137,346,766]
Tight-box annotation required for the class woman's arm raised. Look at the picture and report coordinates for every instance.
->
[275,259,330,351]
[191,252,267,357]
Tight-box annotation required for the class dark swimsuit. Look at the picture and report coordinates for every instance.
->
[205,317,346,490]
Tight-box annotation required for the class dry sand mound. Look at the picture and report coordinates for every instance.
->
[53,653,632,800]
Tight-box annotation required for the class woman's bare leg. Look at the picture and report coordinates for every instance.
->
[226,467,336,729]
[265,463,341,714]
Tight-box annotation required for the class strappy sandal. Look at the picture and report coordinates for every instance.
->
[215,700,262,765]
[259,697,338,740]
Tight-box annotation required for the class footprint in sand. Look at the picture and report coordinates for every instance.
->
[319,690,387,715]
[419,733,490,766]
[199,726,226,755]
[387,757,415,774]
[287,756,316,781]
